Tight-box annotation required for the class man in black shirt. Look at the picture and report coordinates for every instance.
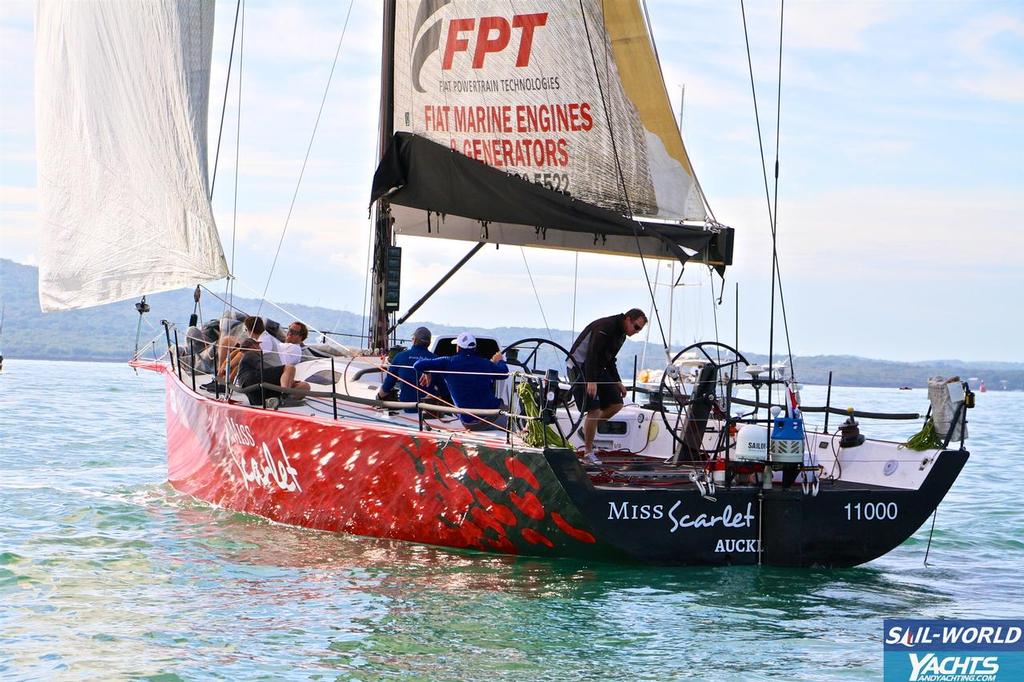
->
[568,308,647,464]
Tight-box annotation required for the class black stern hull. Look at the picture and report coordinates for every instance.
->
[545,448,969,567]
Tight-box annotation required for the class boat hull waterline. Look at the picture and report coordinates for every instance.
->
[153,365,968,567]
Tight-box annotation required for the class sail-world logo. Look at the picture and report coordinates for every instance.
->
[883,619,1023,682]
[410,1,548,92]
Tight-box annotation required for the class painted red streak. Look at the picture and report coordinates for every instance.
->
[520,528,554,548]
[473,489,517,527]
[551,512,597,544]
[504,456,540,489]
[469,457,508,491]
[469,506,506,537]
[154,366,604,558]
[509,491,545,521]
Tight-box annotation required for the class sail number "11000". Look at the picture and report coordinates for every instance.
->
[845,502,899,521]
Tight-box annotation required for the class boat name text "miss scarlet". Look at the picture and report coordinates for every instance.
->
[231,438,302,494]
[225,418,301,493]
[607,501,755,533]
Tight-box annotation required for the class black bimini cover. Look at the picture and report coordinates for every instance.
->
[370,133,732,267]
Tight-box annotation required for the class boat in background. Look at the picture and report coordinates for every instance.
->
[34,0,972,566]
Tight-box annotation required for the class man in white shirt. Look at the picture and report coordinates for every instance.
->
[226,316,309,398]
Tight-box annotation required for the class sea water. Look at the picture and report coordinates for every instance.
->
[1,360,1021,680]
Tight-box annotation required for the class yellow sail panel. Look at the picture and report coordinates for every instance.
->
[602,1,705,221]
[604,1,694,176]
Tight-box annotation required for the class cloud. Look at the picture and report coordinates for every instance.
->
[784,2,901,52]
[715,185,1024,279]
[952,14,1024,102]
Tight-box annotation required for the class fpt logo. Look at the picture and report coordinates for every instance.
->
[440,14,547,69]
[883,619,1024,682]
[410,0,548,92]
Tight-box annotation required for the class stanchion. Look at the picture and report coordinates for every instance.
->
[174,329,182,381]
[189,338,197,391]
[330,356,338,419]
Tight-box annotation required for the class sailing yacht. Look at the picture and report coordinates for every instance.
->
[34,0,971,566]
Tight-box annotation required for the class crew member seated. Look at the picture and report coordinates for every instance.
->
[376,326,445,412]
[414,332,509,430]
[211,316,310,402]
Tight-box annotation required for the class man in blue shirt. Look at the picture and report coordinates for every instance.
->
[376,326,441,412]
[414,332,509,430]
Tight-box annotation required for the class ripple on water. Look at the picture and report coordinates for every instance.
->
[1,361,1022,680]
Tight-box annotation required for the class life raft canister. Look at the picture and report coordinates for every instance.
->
[770,409,805,464]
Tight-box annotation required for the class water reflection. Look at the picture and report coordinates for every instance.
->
[4,362,1021,680]
[146,485,965,679]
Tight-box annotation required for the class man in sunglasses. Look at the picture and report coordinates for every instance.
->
[568,308,648,465]
[224,318,311,401]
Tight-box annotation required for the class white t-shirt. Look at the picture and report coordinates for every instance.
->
[257,333,301,366]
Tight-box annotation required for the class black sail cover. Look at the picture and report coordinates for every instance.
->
[371,132,731,266]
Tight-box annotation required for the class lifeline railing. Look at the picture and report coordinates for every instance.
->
[158,320,534,440]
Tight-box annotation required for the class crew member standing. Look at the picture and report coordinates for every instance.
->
[568,308,647,465]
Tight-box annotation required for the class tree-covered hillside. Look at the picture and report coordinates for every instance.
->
[2,259,1021,389]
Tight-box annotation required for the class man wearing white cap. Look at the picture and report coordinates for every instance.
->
[414,332,509,430]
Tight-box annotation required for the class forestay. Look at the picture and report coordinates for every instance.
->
[378,0,727,265]
[35,0,227,312]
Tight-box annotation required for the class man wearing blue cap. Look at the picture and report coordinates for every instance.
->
[414,332,509,430]
[377,326,442,412]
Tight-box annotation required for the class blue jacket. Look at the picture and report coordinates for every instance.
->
[414,349,509,424]
[381,345,441,410]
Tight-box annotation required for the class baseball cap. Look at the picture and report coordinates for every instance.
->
[455,332,477,349]
[412,326,431,344]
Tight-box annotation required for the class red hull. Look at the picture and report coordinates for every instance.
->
[151,365,969,567]
[158,366,613,559]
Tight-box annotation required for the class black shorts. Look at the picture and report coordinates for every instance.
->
[570,366,622,413]
[238,362,286,387]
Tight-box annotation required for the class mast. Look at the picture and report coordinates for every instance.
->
[368,0,397,352]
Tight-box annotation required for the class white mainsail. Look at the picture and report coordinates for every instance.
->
[392,0,707,225]
[35,0,227,312]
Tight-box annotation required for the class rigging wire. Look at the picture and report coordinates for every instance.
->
[213,279,357,357]
[571,251,579,340]
[520,247,554,342]
[640,261,661,370]
[740,0,796,387]
[208,0,243,200]
[226,0,245,314]
[768,0,799,386]
[769,0,796,381]
[256,0,356,316]
[579,0,672,355]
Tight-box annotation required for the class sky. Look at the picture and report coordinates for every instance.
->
[1,0,1022,362]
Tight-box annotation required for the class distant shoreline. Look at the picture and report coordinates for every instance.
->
[2,354,130,364]
[3,354,1019,392]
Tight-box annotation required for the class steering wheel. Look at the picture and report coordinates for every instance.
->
[657,341,749,453]
[501,337,585,443]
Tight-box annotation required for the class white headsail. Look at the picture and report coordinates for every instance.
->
[35,0,227,312]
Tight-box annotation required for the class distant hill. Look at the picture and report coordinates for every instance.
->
[2,258,1022,389]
